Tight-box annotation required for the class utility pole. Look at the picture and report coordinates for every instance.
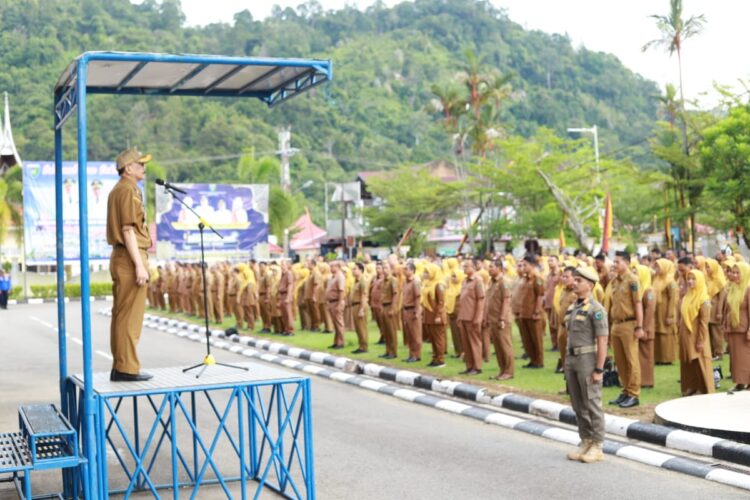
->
[277,126,297,193]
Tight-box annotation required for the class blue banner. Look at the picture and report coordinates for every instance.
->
[22,161,144,264]
[155,183,269,260]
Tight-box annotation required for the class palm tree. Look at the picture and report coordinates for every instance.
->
[642,0,705,151]
[0,166,23,244]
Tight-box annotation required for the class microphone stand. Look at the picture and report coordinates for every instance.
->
[162,185,248,378]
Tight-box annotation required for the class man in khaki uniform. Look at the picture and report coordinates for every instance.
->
[401,262,422,362]
[457,259,485,375]
[210,264,225,324]
[485,259,514,380]
[564,267,608,463]
[607,250,644,408]
[378,263,399,359]
[544,255,561,351]
[107,148,153,382]
[350,262,369,353]
[326,261,347,348]
[515,255,545,368]
[278,260,295,335]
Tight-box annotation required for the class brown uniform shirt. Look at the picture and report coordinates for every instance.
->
[543,271,560,309]
[380,276,398,309]
[401,278,421,312]
[423,283,446,325]
[304,270,317,300]
[457,275,485,322]
[350,277,368,313]
[722,288,750,334]
[484,276,510,324]
[557,288,578,333]
[325,272,346,304]
[709,288,726,325]
[370,276,383,309]
[278,269,294,301]
[608,272,640,322]
[107,177,150,249]
[515,274,544,319]
[654,282,678,333]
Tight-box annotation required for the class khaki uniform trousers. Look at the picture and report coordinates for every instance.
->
[306,299,319,329]
[353,310,369,351]
[426,323,446,364]
[110,248,148,375]
[211,290,223,323]
[383,308,398,356]
[485,321,514,376]
[281,297,295,333]
[327,301,346,346]
[611,320,641,397]
[458,320,482,371]
[545,307,558,349]
[709,323,724,359]
[638,338,655,387]
[565,351,605,443]
[518,318,544,366]
[402,308,422,359]
[449,313,462,356]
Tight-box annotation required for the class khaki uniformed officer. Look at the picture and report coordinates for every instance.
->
[564,267,608,464]
[607,250,644,408]
[107,147,153,382]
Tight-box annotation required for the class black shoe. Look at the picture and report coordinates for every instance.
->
[618,396,639,408]
[378,353,389,358]
[521,353,529,360]
[427,361,446,368]
[376,340,385,345]
[609,393,627,405]
[550,346,559,352]
[459,369,471,375]
[352,349,368,354]
[384,354,397,359]
[403,357,421,363]
[328,344,343,349]
[110,370,153,382]
[642,385,654,389]
[466,369,482,375]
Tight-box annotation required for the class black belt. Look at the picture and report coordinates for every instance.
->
[328,299,339,303]
[403,306,415,311]
[613,317,636,324]
[351,302,360,306]
[382,302,392,306]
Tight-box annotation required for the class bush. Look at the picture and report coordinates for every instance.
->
[29,282,113,298]
[9,286,22,298]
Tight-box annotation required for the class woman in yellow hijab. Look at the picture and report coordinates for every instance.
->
[421,263,447,366]
[652,258,678,365]
[677,269,714,396]
[704,258,728,360]
[445,268,465,358]
[634,264,656,387]
[722,262,750,393]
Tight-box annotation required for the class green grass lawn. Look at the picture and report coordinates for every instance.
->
[148,307,733,420]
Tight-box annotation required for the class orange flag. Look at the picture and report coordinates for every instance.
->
[602,193,612,253]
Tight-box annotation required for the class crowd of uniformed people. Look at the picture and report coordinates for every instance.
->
[146,250,749,405]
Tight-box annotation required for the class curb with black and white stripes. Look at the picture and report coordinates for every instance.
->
[9,295,113,305]
[102,309,750,491]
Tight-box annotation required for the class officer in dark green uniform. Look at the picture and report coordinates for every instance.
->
[564,267,608,463]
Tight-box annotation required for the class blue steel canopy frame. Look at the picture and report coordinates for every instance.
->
[53,51,332,498]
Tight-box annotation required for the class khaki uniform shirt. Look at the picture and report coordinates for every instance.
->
[484,276,510,324]
[565,297,609,348]
[107,177,150,249]
[608,272,640,322]
[543,271,560,309]
[325,272,346,305]
[457,275,485,322]
[350,278,368,314]
[401,278,421,312]
[654,282,678,333]
[515,274,544,319]
[278,269,294,300]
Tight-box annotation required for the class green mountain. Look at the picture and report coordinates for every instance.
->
[0,0,659,219]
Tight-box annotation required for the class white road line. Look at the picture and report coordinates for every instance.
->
[71,337,83,346]
[96,350,114,361]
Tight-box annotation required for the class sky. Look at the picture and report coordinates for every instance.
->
[170,0,748,108]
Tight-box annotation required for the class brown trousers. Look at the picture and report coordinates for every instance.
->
[110,248,148,375]
[259,296,271,329]
[486,322,514,376]
[638,338,655,387]
[545,307,558,349]
[299,301,310,330]
[243,303,255,330]
[327,301,345,346]
[402,309,422,359]
[482,324,491,362]
[211,291,223,324]
[709,323,724,359]
[382,309,398,356]
[518,318,544,366]
[318,302,332,332]
[611,321,641,397]
[558,329,568,367]
[458,320,482,371]
[449,313,462,356]
[306,299,319,329]
[425,323,446,364]
[654,330,677,363]
[281,297,295,333]
[680,356,714,395]
[372,307,383,342]
[353,310,369,351]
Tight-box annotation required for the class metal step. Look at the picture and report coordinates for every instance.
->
[18,405,78,471]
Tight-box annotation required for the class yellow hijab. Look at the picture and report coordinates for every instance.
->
[726,262,750,329]
[652,258,675,295]
[680,269,709,334]
[421,263,442,312]
[634,264,652,300]
[705,258,727,298]
[444,269,464,315]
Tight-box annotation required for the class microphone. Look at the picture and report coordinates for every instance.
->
[155,178,187,195]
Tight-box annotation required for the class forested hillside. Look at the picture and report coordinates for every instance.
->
[0,0,660,221]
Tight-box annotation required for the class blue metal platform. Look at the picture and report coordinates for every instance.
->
[64,362,315,499]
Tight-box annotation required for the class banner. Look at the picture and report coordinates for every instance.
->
[22,161,143,264]
[155,183,269,260]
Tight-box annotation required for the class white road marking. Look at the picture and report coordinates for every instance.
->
[29,315,112,361]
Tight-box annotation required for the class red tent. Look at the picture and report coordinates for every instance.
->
[290,211,326,252]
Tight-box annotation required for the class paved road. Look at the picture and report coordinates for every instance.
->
[0,303,746,499]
